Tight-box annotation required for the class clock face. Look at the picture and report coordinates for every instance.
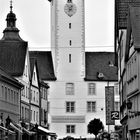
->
[64,3,77,17]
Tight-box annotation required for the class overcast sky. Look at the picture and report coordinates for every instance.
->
[0,0,114,51]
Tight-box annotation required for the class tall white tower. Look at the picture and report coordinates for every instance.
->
[48,0,86,138]
[51,0,85,80]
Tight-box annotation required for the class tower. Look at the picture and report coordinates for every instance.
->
[47,0,86,138]
[50,0,85,81]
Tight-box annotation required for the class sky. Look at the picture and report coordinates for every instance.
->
[0,0,114,51]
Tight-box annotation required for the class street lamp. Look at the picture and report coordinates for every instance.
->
[126,100,140,116]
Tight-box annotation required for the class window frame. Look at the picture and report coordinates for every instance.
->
[87,101,96,112]
[66,101,75,113]
[66,83,74,95]
[88,83,96,95]
[66,125,75,134]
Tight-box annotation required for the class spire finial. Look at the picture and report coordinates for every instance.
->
[10,0,13,12]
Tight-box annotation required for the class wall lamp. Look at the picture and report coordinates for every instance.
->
[126,100,140,116]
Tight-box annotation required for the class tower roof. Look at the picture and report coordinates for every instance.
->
[1,1,24,41]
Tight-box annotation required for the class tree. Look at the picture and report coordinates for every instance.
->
[88,118,104,140]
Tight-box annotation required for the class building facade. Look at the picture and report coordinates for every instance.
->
[115,0,140,140]
[40,81,49,128]
[0,4,31,128]
[45,0,119,139]
[0,67,23,125]
[0,67,23,140]
[30,58,40,126]
[0,1,120,139]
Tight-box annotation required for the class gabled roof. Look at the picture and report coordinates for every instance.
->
[29,57,40,85]
[85,52,118,81]
[30,58,36,79]
[0,41,28,76]
[125,6,140,61]
[29,51,56,81]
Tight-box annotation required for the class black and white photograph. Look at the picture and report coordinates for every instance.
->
[0,0,139,140]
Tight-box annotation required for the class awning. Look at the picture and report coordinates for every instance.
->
[10,123,23,134]
[22,128,36,135]
[38,126,56,136]
[15,124,35,135]
[0,126,15,135]
[15,123,35,135]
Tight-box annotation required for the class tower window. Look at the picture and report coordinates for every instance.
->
[69,40,72,46]
[68,0,72,3]
[69,54,71,63]
[69,23,71,29]
[66,83,74,95]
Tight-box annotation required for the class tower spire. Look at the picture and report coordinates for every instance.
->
[10,0,13,12]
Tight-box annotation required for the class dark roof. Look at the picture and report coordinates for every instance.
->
[130,6,140,49]
[85,52,118,81]
[0,66,23,88]
[29,51,56,81]
[125,6,140,61]
[116,0,140,29]
[0,41,28,76]
[29,57,40,86]
[30,58,36,78]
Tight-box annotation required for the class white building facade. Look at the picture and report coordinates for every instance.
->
[47,0,119,139]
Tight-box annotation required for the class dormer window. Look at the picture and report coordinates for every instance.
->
[97,72,104,79]
[108,61,114,67]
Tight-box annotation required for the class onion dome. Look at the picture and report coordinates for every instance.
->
[1,0,24,41]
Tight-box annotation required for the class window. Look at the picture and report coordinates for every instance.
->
[47,102,50,113]
[66,83,74,95]
[34,91,35,101]
[23,87,25,97]
[16,92,18,104]
[69,40,72,46]
[115,101,120,111]
[66,125,75,134]
[7,88,10,102]
[34,111,35,121]
[66,102,75,113]
[36,112,38,122]
[31,110,32,121]
[26,87,28,98]
[5,87,7,101]
[2,85,4,99]
[33,72,35,81]
[88,83,96,95]
[69,23,71,29]
[44,110,47,123]
[69,54,71,63]
[41,108,44,121]
[22,106,24,119]
[87,101,96,112]
[40,87,43,98]
[11,90,13,103]
[14,91,16,104]
[114,83,119,95]
[36,92,38,103]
